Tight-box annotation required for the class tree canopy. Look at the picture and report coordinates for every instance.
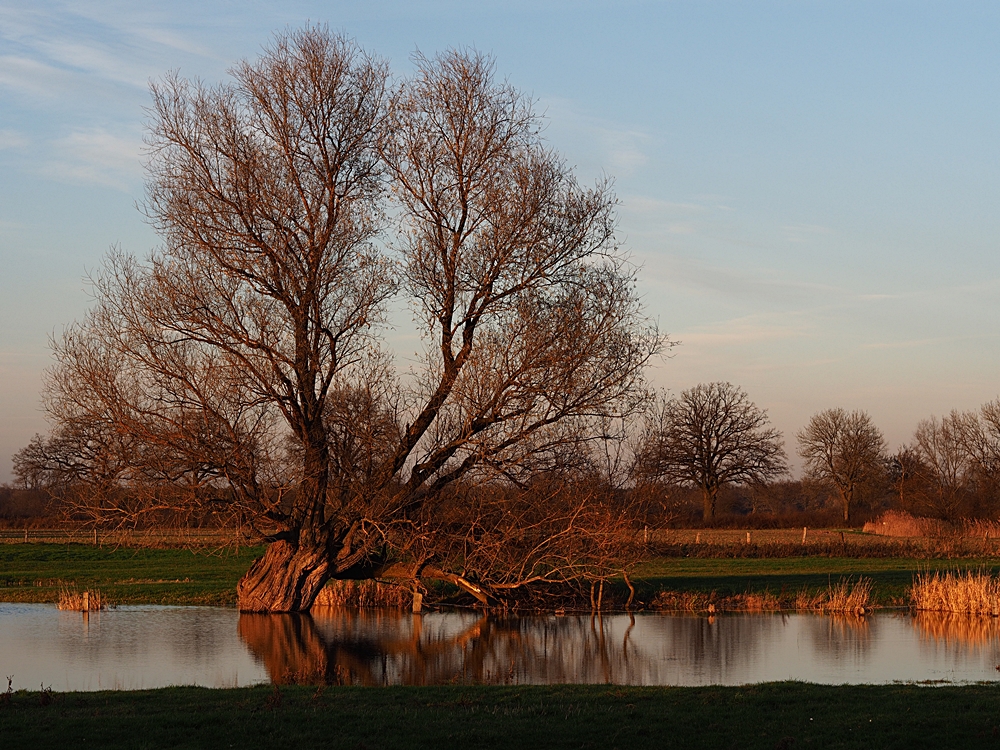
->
[637,382,787,522]
[15,27,664,612]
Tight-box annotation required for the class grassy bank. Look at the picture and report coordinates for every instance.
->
[0,543,263,607]
[5,541,1000,609]
[3,682,1000,749]
[634,556,1000,608]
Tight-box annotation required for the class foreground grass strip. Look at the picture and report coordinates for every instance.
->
[3,683,1000,749]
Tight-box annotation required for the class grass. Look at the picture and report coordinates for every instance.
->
[0,543,264,607]
[6,540,1000,610]
[912,570,1000,615]
[2,682,1000,749]
[56,584,105,611]
[632,556,1000,607]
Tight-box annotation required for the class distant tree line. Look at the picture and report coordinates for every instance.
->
[14,379,1000,533]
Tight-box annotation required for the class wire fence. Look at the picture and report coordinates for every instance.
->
[0,527,259,548]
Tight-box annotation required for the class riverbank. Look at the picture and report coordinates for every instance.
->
[2,682,998,749]
[5,541,1000,609]
[0,543,262,607]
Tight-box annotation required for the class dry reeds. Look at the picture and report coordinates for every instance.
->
[910,570,1000,615]
[650,577,873,615]
[863,510,949,538]
[963,519,1000,540]
[57,585,105,611]
[312,579,411,609]
[816,577,873,614]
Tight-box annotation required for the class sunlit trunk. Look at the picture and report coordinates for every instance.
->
[237,538,332,612]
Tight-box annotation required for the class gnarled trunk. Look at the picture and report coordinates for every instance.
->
[237,539,332,612]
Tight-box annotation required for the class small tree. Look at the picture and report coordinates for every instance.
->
[797,408,886,523]
[637,382,787,522]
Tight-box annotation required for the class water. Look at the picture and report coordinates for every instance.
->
[3,604,1000,691]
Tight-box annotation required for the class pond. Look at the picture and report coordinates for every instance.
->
[3,604,1000,691]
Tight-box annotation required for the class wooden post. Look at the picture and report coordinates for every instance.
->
[411,590,423,614]
[802,526,808,544]
[746,531,751,544]
[643,526,649,544]
[93,528,98,546]
[24,528,28,543]
[82,591,90,612]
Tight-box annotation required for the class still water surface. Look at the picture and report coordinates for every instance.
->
[3,604,1000,691]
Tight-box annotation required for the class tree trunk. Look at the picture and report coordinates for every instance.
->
[840,487,852,523]
[702,487,717,523]
[237,539,332,612]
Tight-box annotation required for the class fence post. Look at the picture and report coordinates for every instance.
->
[802,526,808,544]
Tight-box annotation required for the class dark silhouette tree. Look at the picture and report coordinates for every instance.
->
[797,408,886,523]
[637,382,787,522]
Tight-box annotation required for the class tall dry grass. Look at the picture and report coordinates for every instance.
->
[312,579,412,609]
[910,570,1000,615]
[963,519,1000,540]
[57,585,105,611]
[863,510,949,538]
[650,577,873,614]
[816,577,873,614]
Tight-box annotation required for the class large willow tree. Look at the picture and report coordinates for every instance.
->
[17,28,663,612]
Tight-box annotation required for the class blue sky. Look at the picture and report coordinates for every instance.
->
[1,1,999,481]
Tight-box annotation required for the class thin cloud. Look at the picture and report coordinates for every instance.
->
[0,129,29,149]
[41,127,144,190]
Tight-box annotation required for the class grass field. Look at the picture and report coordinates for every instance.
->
[0,543,263,607]
[2,682,1000,749]
[4,538,1000,609]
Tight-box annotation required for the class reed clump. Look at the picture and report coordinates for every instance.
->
[816,577,873,614]
[57,585,105,611]
[312,579,411,609]
[910,570,1000,615]
[649,577,874,616]
[862,510,949,538]
[651,577,873,615]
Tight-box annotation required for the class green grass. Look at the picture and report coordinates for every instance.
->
[2,682,1000,749]
[5,542,1000,609]
[0,543,263,607]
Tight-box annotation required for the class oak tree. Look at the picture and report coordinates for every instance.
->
[637,382,787,522]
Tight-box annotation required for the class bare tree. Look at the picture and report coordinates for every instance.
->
[797,408,886,523]
[636,383,787,522]
[909,412,975,519]
[20,32,663,611]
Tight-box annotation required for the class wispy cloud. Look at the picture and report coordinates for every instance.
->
[41,127,143,190]
[0,129,28,149]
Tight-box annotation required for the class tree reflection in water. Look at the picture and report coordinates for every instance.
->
[238,609,781,686]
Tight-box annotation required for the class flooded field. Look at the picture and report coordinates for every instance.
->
[3,603,1000,691]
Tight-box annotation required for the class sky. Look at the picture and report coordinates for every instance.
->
[1,0,999,482]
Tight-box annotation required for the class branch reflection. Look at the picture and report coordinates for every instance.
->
[238,609,779,686]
